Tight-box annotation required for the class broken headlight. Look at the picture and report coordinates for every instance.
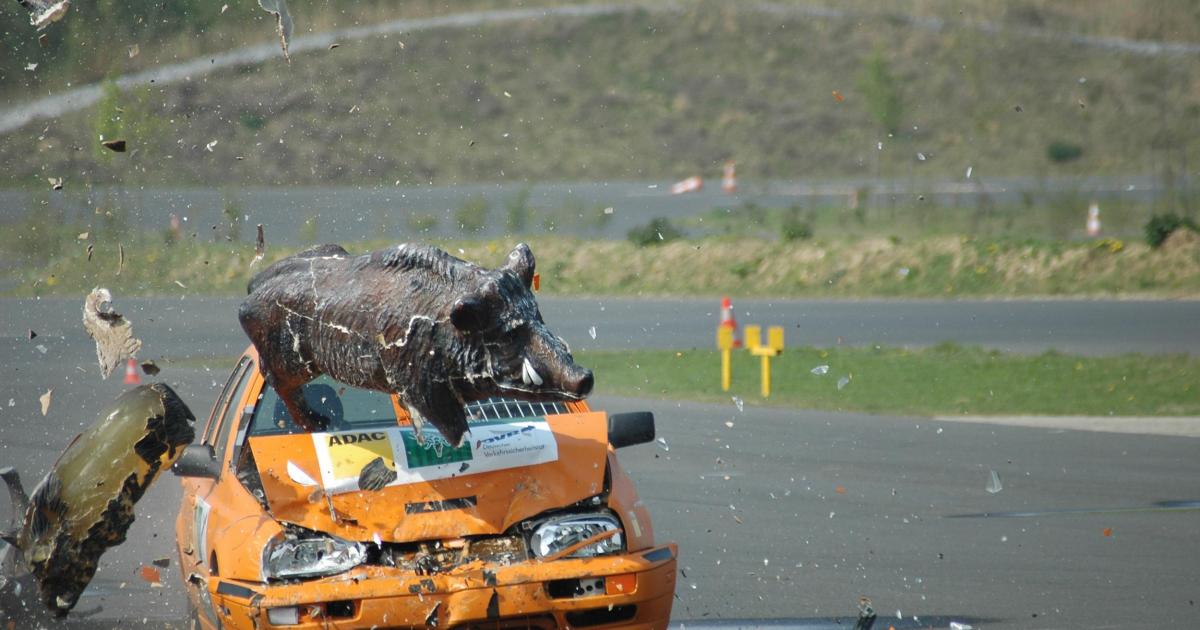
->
[263,533,366,580]
[530,512,624,560]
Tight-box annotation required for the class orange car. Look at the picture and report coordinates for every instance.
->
[172,346,677,630]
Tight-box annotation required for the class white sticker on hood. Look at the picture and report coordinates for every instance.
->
[311,419,559,494]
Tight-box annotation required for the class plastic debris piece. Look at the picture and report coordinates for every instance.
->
[28,329,37,340]
[253,224,266,265]
[328,42,340,50]
[655,437,669,452]
[966,166,973,179]
[287,461,319,487]
[117,243,125,276]
[76,232,89,240]
[127,44,139,58]
[837,375,851,391]
[47,177,63,191]
[986,470,1003,494]
[257,0,293,60]
[854,597,876,630]
[35,344,47,354]
[39,389,52,416]
[4,384,194,614]
[835,485,846,494]
[588,326,597,340]
[100,139,126,153]
[204,140,218,152]
[1102,527,1112,537]
[950,623,973,630]
[603,207,614,215]
[24,63,37,71]
[140,360,160,376]
[732,396,744,412]
[811,364,829,375]
[724,421,734,428]
[139,566,161,584]
[82,288,143,379]
[22,0,70,30]
[151,557,170,568]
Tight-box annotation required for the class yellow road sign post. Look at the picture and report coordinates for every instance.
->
[716,326,734,391]
[745,325,785,397]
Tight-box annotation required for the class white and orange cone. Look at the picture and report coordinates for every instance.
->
[719,296,742,348]
[124,358,141,386]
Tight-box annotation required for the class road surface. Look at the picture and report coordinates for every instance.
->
[1,296,1197,359]
[0,362,1196,629]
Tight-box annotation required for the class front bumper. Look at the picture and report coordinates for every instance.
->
[209,543,677,630]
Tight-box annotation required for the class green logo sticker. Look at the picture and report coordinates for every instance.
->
[400,431,473,469]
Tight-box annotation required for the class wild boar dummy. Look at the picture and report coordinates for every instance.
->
[238,242,593,445]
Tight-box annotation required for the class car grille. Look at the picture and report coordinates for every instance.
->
[465,398,568,421]
[372,534,529,574]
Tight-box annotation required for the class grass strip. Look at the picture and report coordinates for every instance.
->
[577,344,1200,417]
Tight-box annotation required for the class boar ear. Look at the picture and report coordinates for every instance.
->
[450,297,493,332]
[503,243,536,289]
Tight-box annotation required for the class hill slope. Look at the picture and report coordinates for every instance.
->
[1,2,1197,186]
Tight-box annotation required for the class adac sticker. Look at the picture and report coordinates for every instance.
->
[311,418,558,494]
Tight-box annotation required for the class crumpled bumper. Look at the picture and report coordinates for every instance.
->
[207,543,677,630]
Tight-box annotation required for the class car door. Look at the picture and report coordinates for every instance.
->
[177,356,253,628]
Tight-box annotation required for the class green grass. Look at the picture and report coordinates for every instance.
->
[5,223,1200,298]
[578,345,1200,417]
[3,2,1198,187]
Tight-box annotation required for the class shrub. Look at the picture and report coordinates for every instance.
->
[627,218,682,246]
[407,212,439,233]
[455,196,489,234]
[1046,141,1083,164]
[1145,213,1197,248]
[780,206,814,241]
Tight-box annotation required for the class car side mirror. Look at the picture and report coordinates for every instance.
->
[172,444,220,478]
[608,412,655,449]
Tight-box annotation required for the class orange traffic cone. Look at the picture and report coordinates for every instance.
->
[671,176,703,195]
[124,358,141,385]
[719,296,742,348]
[722,161,737,193]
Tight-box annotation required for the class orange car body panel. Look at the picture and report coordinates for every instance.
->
[250,411,609,542]
[174,348,676,630]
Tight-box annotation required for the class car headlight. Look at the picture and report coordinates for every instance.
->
[263,533,366,580]
[530,513,624,560]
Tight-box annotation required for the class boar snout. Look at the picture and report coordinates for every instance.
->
[566,367,594,397]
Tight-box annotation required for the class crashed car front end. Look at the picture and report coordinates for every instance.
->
[181,370,675,630]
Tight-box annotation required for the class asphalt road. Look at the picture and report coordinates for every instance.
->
[0,296,1197,359]
[1,298,1198,628]
[1,366,1197,629]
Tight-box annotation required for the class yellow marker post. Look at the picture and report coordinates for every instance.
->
[716,326,734,391]
[747,325,784,397]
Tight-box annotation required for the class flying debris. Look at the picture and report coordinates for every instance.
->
[82,288,143,379]
[253,223,266,265]
[16,0,71,31]
[0,384,194,616]
[257,0,293,60]
[100,139,126,153]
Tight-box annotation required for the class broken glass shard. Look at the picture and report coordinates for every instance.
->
[810,365,829,375]
[655,437,669,452]
[986,470,1003,494]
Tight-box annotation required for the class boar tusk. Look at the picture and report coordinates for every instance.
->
[521,359,544,386]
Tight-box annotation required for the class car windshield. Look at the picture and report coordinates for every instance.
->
[247,375,567,437]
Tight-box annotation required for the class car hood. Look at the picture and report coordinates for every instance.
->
[248,412,608,543]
